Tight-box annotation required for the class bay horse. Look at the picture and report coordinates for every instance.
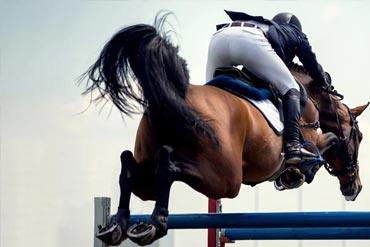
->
[290,64,369,201]
[82,15,367,246]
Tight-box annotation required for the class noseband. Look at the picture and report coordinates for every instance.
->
[324,98,359,179]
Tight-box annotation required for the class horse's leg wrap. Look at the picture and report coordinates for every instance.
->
[149,206,169,236]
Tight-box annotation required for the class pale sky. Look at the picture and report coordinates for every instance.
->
[1,1,370,247]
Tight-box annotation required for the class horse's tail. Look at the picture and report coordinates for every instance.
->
[83,12,219,146]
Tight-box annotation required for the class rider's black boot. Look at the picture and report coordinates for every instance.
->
[282,89,317,164]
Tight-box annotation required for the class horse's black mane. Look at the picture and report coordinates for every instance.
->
[287,62,309,74]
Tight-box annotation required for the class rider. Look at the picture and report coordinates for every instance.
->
[206,10,331,164]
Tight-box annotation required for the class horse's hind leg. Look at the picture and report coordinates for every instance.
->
[127,145,175,245]
[96,150,137,246]
[117,151,137,231]
[128,145,237,246]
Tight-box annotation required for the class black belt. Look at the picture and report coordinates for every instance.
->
[223,21,260,29]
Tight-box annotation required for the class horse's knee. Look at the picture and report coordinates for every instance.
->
[120,150,133,160]
[119,150,136,185]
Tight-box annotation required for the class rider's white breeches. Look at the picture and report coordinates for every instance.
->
[205,26,299,96]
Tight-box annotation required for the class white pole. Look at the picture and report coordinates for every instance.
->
[94,197,111,247]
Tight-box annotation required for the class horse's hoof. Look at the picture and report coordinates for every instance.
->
[127,222,156,246]
[280,167,306,189]
[274,179,286,191]
[96,222,127,246]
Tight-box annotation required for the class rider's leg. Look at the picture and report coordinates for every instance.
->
[219,28,317,163]
[282,89,316,164]
[205,28,235,81]
[206,26,316,164]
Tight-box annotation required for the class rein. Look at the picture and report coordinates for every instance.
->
[323,97,359,178]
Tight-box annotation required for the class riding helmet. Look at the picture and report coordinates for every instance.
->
[272,12,302,31]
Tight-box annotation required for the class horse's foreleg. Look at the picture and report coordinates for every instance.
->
[96,150,137,246]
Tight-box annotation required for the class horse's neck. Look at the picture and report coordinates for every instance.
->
[302,97,319,125]
[289,66,320,104]
[289,67,313,88]
[289,66,330,120]
[289,67,339,128]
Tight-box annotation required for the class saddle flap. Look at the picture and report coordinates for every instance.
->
[206,74,284,135]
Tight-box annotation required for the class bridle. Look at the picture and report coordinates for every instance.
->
[323,97,359,179]
[287,63,360,180]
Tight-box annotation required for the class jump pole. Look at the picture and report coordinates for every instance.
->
[221,227,370,240]
[126,212,370,228]
[94,197,370,246]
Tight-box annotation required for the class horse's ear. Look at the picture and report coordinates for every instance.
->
[351,102,370,118]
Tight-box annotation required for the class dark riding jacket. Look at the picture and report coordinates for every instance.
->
[219,10,326,85]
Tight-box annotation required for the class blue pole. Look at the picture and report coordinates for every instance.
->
[128,211,370,229]
[223,227,370,240]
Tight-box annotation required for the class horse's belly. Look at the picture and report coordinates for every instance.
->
[242,138,284,183]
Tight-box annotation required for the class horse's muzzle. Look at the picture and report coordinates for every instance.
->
[342,183,362,201]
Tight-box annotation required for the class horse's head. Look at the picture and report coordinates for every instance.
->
[289,64,369,200]
[319,99,369,201]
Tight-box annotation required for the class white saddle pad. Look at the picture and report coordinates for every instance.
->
[247,98,284,135]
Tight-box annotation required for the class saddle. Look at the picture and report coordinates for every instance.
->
[214,66,281,104]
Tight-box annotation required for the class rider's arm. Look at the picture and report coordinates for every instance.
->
[295,33,327,86]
